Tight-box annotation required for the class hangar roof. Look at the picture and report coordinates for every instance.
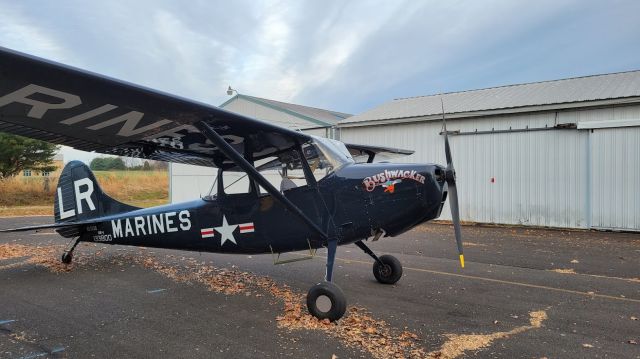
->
[340,70,640,126]
[221,94,351,127]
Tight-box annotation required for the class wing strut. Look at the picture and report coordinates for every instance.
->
[196,121,329,242]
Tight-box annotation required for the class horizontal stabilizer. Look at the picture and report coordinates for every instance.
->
[0,218,99,233]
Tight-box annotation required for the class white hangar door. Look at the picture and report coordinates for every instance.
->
[589,126,640,231]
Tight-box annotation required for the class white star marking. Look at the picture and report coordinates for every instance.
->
[215,215,238,246]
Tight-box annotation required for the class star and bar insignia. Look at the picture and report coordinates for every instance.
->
[200,215,255,245]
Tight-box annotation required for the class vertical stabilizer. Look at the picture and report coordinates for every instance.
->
[54,161,139,227]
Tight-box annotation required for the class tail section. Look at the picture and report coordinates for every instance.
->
[1,161,141,237]
[54,161,139,224]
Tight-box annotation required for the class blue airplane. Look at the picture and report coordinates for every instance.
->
[0,47,463,321]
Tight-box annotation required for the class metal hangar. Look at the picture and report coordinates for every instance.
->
[338,71,640,231]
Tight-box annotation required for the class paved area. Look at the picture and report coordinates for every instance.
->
[1,216,639,358]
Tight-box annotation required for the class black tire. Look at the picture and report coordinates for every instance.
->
[306,282,347,321]
[61,252,73,264]
[373,254,402,284]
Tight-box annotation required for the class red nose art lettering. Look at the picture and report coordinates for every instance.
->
[362,169,426,192]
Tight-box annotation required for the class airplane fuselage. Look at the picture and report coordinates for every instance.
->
[76,163,448,254]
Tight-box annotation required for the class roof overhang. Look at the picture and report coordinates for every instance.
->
[577,118,640,129]
[338,96,640,128]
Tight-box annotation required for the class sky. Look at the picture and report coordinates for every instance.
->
[1,0,639,163]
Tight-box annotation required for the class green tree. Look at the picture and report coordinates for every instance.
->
[0,133,58,178]
[143,161,151,171]
[90,157,105,171]
[90,157,126,171]
[109,157,126,170]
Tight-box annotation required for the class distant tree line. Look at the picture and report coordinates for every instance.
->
[90,157,168,171]
[90,157,126,171]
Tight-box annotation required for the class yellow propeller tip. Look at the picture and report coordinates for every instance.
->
[459,254,465,268]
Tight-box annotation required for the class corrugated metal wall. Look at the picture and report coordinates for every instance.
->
[223,98,318,130]
[340,104,640,230]
[590,127,640,230]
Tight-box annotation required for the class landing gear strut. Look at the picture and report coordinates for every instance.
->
[306,240,347,321]
[61,237,80,264]
[355,240,403,284]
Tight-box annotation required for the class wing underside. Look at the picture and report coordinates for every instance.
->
[0,47,311,168]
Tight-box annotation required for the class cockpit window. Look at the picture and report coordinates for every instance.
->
[204,136,355,199]
[304,136,354,181]
[311,136,354,170]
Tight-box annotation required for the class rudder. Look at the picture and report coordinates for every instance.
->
[54,161,139,224]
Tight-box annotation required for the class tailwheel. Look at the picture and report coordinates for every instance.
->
[306,282,347,322]
[373,254,403,284]
[61,251,73,264]
[61,237,80,264]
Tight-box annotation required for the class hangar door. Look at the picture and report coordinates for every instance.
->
[589,126,640,231]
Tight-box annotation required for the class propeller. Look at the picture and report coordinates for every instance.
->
[440,99,465,268]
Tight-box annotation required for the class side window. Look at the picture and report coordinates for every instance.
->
[278,149,308,192]
[302,143,332,182]
[256,168,284,195]
[254,151,310,195]
[222,171,252,195]
[282,165,308,188]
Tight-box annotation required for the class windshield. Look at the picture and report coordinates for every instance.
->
[308,136,354,171]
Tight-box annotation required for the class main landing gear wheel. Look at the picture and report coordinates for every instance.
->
[306,282,347,322]
[373,254,403,284]
[61,251,73,264]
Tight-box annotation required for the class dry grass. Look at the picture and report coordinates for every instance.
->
[93,170,169,206]
[0,170,168,216]
[0,176,57,206]
[0,206,52,217]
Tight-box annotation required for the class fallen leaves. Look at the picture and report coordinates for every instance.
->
[0,243,72,273]
[461,242,487,247]
[549,268,576,274]
[135,255,427,358]
[427,310,549,359]
[1,243,553,359]
[9,331,36,343]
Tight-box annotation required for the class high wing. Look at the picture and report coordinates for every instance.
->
[344,143,414,163]
[0,47,310,168]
